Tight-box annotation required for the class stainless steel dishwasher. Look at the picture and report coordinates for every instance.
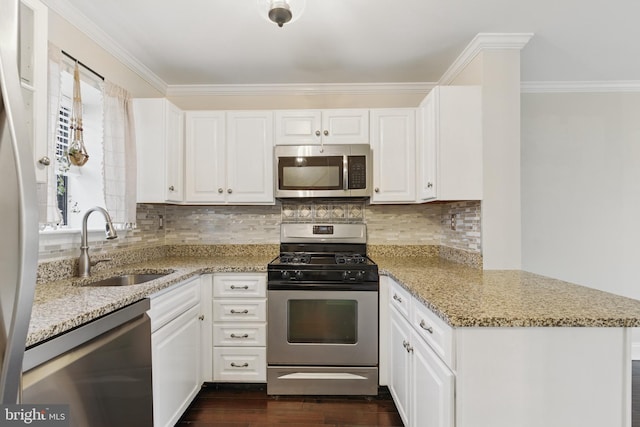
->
[21,299,153,427]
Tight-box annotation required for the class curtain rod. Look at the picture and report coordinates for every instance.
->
[61,50,105,81]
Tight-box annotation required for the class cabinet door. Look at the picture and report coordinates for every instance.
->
[134,99,167,203]
[321,109,369,144]
[417,91,437,201]
[165,102,184,202]
[226,111,274,204]
[274,110,322,145]
[19,0,48,183]
[152,304,202,427]
[412,331,454,427]
[370,109,416,203]
[184,111,226,202]
[389,307,411,426]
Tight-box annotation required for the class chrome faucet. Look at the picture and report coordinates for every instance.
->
[78,206,118,277]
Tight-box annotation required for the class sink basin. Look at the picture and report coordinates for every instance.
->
[87,273,168,287]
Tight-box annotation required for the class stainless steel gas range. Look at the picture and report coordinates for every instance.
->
[267,223,379,396]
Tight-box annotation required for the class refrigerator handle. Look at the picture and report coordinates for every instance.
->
[0,0,40,404]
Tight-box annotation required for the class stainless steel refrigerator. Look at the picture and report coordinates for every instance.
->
[0,0,40,405]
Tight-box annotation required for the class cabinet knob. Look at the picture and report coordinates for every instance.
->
[227,188,233,194]
[315,130,321,136]
[374,188,380,193]
[323,130,329,136]
[427,182,433,188]
[168,185,175,191]
[198,315,205,321]
[218,188,223,193]
[38,156,50,166]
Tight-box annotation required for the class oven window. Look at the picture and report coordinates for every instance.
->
[287,299,357,344]
[279,156,343,190]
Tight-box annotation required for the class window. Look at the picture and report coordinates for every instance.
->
[53,68,106,230]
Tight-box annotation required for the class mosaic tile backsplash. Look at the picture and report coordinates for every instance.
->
[37,201,482,260]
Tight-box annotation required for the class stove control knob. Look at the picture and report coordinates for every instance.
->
[356,271,365,281]
[342,271,353,281]
[281,270,290,280]
[295,270,303,280]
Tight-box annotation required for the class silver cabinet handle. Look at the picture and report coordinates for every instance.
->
[374,188,380,193]
[218,188,223,193]
[230,333,249,339]
[38,156,50,166]
[315,130,321,136]
[427,182,433,188]
[419,319,434,334]
[227,188,232,194]
[168,185,175,191]
[393,294,403,303]
[230,362,249,368]
[230,285,249,290]
[230,309,249,314]
[323,130,329,136]
[198,315,205,321]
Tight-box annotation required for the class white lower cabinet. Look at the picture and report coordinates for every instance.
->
[149,276,206,427]
[212,273,267,382]
[389,306,454,427]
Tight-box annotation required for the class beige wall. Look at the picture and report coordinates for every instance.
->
[47,10,162,97]
[167,92,427,110]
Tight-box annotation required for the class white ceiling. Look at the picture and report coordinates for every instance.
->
[52,0,640,88]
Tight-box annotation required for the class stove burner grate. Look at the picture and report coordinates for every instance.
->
[335,254,367,265]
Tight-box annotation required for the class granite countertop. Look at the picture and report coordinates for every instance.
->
[28,252,640,348]
[374,256,640,328]
[27,255,273,347]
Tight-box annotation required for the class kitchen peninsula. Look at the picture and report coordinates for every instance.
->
[27,244,640,427]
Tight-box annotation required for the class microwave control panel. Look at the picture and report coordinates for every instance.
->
[347,156,367,189]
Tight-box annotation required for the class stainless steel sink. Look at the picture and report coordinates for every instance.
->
[86,273,168,287]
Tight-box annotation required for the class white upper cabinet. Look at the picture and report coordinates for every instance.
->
[417,86,482,202]
[275,109,369,145]
[184,111,226,203]
[133,98,184,203]
[225,111,274,204]
[184,111,274,204]
[370,108,416,203]
[19,0,48,183]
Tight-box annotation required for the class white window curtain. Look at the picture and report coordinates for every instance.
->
[43,43,63,227]
[101,81,137,228]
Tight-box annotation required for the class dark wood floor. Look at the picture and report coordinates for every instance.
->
[176,383,403,426]
[177,361,640,426]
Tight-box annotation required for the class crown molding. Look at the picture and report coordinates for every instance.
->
[521,80,640,93]
[439,33,534,85]
[42,0,167,93]
[166,82,436,97]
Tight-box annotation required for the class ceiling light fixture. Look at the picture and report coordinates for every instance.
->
[269,0,291,27]
[258,0,305,28]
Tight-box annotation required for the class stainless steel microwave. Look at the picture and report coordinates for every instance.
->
[275,144,372,198]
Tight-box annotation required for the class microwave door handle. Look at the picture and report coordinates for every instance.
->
[343,155,348,191]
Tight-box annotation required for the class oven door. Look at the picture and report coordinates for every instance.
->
[267,289,378,366]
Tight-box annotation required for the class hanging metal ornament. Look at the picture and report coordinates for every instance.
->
[67,62,89,166]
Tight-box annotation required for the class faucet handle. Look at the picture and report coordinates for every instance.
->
[91,258,112,267]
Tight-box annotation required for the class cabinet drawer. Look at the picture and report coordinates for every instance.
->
[213,299,266,322]
[213,347,266,382]
[149,277,200,332]
[411,299,454,368]
[389,279,411,320]
[213,324,266,346]
[213,274,266,298]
